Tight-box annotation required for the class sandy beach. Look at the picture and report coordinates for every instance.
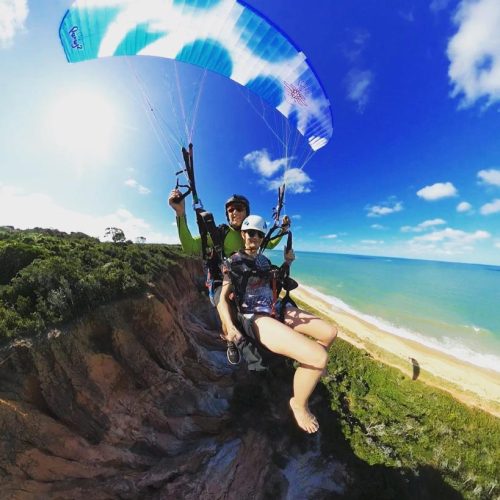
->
[292,285,500,418]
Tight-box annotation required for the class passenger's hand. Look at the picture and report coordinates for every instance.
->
[281,215,291,232]
[168,189,185,217]
[227,324,243,344]
[284,248,295,264]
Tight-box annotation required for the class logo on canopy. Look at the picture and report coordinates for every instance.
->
[284,81,308,107]
[69,26,83,50]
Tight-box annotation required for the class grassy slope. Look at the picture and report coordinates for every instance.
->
[293,297,500,500]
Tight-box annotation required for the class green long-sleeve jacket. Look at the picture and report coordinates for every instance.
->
[176,215,283,257]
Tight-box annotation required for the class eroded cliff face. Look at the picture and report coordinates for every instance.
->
[0,258,347,499]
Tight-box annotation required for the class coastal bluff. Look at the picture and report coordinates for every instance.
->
[0,256,348,499]
[0,229,492,499]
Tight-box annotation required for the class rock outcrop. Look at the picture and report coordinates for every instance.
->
[0,258,348,499]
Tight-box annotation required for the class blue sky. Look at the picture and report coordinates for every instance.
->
[0,0,499,265]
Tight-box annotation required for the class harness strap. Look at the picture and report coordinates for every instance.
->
[260,184,286,253]
[182,143,200,206]
[196,211,222,257]
[195,211,228,291]
[231,268,252,310]
[278,231,294,321]
[271,269,278,318]
[173,143,199,205]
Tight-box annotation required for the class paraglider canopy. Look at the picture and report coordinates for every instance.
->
[59,0,333,152]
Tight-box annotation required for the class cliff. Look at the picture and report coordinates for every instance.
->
[1,230,497,499]
[1,257,352,499]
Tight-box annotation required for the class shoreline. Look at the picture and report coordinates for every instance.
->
[292,285,500,418]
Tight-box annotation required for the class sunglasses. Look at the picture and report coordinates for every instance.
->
[245,229,265,238]
[227,204,246,213]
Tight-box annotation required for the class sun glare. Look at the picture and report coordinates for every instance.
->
[46,88,118,167]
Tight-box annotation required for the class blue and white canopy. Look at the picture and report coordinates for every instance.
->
[59,0,333,151]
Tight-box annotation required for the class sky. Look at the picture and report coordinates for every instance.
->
[0,0,499,265]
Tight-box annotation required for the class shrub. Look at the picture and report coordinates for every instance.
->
[0,229,187,343]
[0,241,46,284]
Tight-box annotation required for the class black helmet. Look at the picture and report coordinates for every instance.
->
[225,194,250,221]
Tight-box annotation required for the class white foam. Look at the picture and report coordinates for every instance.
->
[300,284,500,374]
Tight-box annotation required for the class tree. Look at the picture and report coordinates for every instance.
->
[135,236,146,244]
[104,227,126,243]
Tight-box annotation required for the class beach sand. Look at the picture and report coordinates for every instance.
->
[292,285,500,418]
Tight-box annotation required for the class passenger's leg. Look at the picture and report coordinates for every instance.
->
[284,307,337,349]
[253,316,328,433]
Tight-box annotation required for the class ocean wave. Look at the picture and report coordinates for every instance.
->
[300,284,500,374]
[462,324,488,335]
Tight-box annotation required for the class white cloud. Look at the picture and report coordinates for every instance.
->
[352,30,370,49]
[291,214,302,220]
[345,69,373,113]
[430,0,452,13]
[321,234,337,239]
[419,218,447,228]
[477,168,500,187]
[417,182,458,200]
[267,171,311,194]
[125,178,151,195]
[480,198,500,215]
[0,0,28,47]
[366,199,403,217]
[447,0,500,107]
[414,227,490,244]
[399,10,415,22]
[0,184,177,243]
[371,224,386,230]
[409,227,490,256]
[341,31,374,113]
[401,218,446,232]
[343,29,370,62]
[361,239,384,245]
[241,149,289,177]
[241,149,310,194]
[495,241,500,249]
[457,201,472,212]
[270,168,312,194]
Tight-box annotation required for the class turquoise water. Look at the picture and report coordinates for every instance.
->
[269,251,500,372]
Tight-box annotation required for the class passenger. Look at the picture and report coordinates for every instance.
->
[218,215,337,433]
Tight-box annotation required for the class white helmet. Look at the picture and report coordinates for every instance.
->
[241,215,267,233]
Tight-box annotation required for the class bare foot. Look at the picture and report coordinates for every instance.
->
[289,398,319,433]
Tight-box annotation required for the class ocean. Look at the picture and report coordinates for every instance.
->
[269,251,500,373]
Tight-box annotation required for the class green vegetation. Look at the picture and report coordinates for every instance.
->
[0,227,185,343]
[291,296,500,498]
[324,339,500,499]
[2,229,498,498]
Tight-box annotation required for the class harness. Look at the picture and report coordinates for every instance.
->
[227,252,297,322]
[175,145,297,319]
